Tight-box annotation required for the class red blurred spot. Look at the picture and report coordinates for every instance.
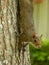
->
[34,0,44,4]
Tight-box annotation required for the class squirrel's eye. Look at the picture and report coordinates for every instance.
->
[34,40,37,42]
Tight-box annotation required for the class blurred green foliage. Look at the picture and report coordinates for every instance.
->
[29,37,49,65]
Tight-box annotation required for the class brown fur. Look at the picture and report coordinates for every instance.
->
[18,0,42,48]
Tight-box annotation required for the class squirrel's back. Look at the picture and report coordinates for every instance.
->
[19,0,35,37]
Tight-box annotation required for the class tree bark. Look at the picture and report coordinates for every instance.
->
[0,0,31,65]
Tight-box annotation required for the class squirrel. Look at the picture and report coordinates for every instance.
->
[17,0,42,57]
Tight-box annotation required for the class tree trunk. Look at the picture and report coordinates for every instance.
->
[0,0,31,65]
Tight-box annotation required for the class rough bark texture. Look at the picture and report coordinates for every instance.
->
[0,0,31,65]
[0,0,18,65]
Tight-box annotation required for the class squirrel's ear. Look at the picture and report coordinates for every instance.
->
[40,34,43,38]
[32,32,36,38]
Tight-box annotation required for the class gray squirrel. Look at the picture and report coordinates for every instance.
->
[17,0,42,57]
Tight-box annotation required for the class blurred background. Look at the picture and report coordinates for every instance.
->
[34,0,49,39]
[30,0,49,65]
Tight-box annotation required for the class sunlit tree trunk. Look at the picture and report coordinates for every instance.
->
[0,0,31,65]
[0,0,18,65]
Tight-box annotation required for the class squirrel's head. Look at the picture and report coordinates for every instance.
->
[32,33,42,48]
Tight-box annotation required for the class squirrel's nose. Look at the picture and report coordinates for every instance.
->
[37,44,42,48]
